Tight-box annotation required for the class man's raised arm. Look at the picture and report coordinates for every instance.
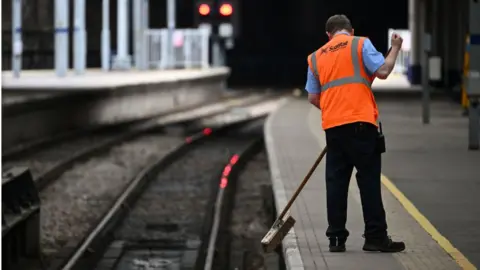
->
[362,34,403,80]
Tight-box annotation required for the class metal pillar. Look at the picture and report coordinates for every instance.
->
[442,0,450,88]
[142,0,149,69]
[112,0,131,70]
[430,0,442,89]
[12,0,22,78]
[428,0,442,91]
[74,0,86,74]
[133,0,142,69]
[409,0,420,75]
[467,0,480,150]
[420,0,431,124]
[469,100,480,150]
[167,0,176,68]
[54,0,70,77]
[133,0,147,70]
[143,0,149,31]
[101,0,111,71]
[461,0,470,112]
[431,0,438,57]
[212,39,224,67]
[125,0,130,61]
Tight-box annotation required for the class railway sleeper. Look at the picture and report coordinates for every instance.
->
[93,239,201,270]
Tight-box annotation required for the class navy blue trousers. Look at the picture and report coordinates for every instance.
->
[324,121,388,240]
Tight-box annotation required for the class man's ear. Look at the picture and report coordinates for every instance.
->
[351,28,355,35]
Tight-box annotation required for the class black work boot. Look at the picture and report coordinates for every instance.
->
[329,237,346,252]
[363,236,405,252]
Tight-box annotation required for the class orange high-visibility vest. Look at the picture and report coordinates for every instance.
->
[307,34,379,130]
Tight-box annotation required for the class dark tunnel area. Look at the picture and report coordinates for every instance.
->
[1,0,407,88]
[227,0,408,88]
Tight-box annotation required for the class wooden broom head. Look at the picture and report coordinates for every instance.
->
[261,215,296,253]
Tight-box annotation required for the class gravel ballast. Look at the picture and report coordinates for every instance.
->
[3,131,126,178]
[40,133,183,257]
[229,150,282,270]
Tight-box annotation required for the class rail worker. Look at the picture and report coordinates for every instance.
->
[304,14,406,253]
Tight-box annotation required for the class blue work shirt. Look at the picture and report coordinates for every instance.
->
[305,31,385,94]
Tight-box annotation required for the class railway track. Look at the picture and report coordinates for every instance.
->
[2,93,288,270]
[1,90,260,160]
[51,118,269,270]
[2,92,278,191]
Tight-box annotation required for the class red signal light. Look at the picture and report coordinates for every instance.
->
[203,127,212,135]
[219,3,233,16]
[198,4,211,16]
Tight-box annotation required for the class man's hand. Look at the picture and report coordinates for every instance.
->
[308,93,321,110]
[390,33,403,49]
[374,33,402,79]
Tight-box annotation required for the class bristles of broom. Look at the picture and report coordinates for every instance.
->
[261,215,296,253]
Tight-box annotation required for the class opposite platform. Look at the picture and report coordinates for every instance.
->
[1,68,229,90]
[1,68,229,106]
[264,98,474,270]
[2,67,231,149]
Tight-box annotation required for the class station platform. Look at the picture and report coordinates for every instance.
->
[1,68,229,105]
[1,68,228,90]
[2,67,230,150]
[264,97,479,269]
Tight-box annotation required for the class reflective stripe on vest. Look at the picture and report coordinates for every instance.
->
[310,37,372,92]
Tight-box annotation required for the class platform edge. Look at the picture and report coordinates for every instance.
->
[1,67,230,90]
[264,97,305,270]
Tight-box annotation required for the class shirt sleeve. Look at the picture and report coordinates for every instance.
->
[362,38,385,75]
[305,68,322,94]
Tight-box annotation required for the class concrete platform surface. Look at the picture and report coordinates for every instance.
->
[371,73,421,91]
[378,99,480,268]
[264,98,478,270]
[1,67,229,90]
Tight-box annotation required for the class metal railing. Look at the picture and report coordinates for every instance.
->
[387,28,411,74]
[145,28,210,70]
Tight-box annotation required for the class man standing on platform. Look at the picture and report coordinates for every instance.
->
[304,14,406,253]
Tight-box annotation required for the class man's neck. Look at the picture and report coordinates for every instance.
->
[333,30,351,37]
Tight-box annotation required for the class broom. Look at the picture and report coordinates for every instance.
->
[261,145,327,252]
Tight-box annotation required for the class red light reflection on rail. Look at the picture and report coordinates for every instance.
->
[219,154,240,189]
[203,128,212,135]
[223,164,232,177]
[185,136,193,143]
[229,154,239,165]
[220,177,228,189]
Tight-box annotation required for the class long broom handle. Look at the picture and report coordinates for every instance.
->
[277,145,327,220]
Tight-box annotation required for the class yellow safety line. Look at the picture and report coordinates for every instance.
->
[381,174,477,270]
